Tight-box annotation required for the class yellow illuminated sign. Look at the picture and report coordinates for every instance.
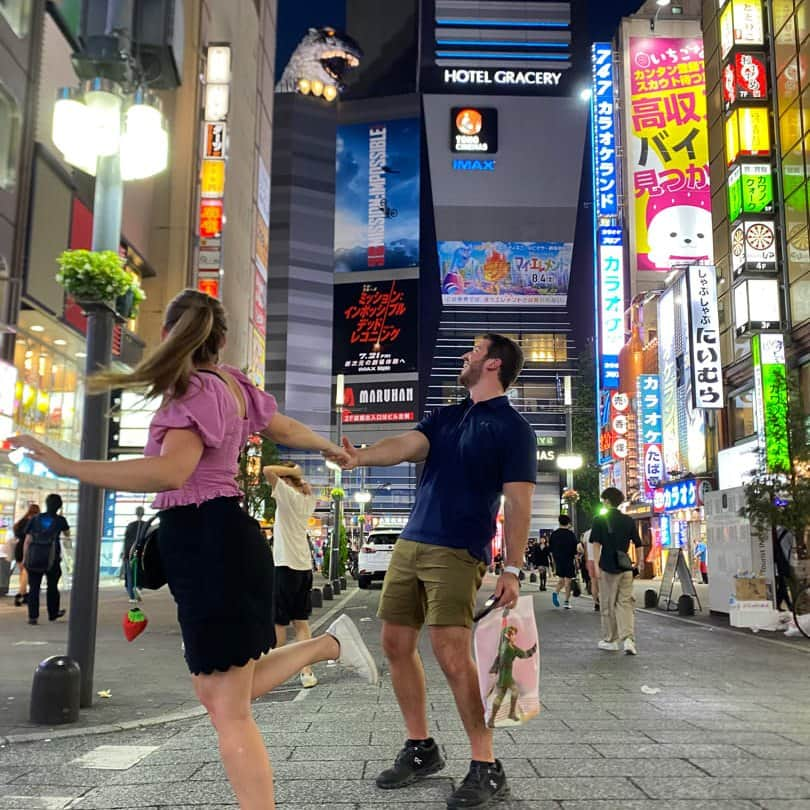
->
[200,159,226,197]
[720,0,765,59]
[725,107,770,164]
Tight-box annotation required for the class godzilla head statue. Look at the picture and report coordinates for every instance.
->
[276,27,363,100]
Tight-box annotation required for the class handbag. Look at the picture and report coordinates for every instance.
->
[129,514,166,590]
[606,514,635,573]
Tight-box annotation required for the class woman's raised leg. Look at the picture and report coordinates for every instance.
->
[193,660,275,809]
[251,634,338,698]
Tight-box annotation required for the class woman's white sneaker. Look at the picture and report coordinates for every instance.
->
[326,615,379,685]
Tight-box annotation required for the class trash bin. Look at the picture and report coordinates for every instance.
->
[30,656,81,725]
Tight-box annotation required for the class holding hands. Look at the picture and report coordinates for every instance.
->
[322,436,361,470]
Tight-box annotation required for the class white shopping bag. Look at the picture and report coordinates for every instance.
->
[474,594,540,728]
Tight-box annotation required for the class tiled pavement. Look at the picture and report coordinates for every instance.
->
[1,577,810,808]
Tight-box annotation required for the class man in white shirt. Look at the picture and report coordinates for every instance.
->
[264,463,320,688]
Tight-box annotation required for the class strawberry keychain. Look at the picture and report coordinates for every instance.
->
[122,557,148,642]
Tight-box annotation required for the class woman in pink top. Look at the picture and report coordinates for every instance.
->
[11,289,377,809]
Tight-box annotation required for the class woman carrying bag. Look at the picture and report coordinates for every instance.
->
[12,503,39,606]
[11,289,377,810]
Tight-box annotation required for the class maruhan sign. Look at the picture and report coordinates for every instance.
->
[443,68,563,87]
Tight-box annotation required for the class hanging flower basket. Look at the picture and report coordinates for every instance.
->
[331,487,345,501]
[562,488,580,503]
[56,249,146,317]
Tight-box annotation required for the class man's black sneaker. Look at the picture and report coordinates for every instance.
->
[447,759,509,809]
[376,739,445,789]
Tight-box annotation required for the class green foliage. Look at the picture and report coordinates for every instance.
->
[236,435,280,522]
[56,249,146,312]
[571,345,600,528]
[322,520,348,578]
[742,373,810,543]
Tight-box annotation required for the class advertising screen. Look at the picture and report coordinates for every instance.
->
[334,119,420,272]
[333,278,418,374]
[342,381,417,424]
[628,37,713,272]
[438,241,571,306]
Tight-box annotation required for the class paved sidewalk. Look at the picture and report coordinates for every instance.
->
[0,574,355,741]
[1,575,809,808]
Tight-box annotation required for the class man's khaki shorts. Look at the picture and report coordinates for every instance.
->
[377,539,488,629]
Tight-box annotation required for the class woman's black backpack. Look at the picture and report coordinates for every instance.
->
[128,514,166,590]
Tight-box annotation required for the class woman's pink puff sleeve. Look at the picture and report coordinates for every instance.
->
[222,366,278,433]
[150,385,229,448]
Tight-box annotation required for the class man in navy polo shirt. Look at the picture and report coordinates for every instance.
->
[328,333,536,809]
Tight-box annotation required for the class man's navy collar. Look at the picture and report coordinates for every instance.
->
[462,395,510,409]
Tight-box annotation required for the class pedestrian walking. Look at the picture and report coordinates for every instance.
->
[121,506,146,601]
[581,527,600,611]
[694,539,709,584]
[264,462,320,688]
[326,333,536,808]
[590,487,643,655]
[530,537,551,590]
[12,503,38,606]
[774,526,795,611]
[23,494,68,625]
[11,288,378,810]
[549,515,578,609]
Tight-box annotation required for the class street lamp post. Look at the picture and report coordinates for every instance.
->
[51,76,169,708]
[559,373,583,539]
[330,375,345,585]
[354,489,371,549]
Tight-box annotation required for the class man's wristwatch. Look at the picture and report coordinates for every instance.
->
[503,565,521,579]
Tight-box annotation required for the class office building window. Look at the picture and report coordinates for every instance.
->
[730,390,756,442]
[522,334,568,363]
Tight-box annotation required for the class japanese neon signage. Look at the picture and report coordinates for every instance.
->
[629,37,712,272]
[719,0,765,60]
[722,52,767,108]
[598,227,624,388]
[728,162,774,222]
[654,479,700,513]
[725,106,770,163]
[752,333,790,473]
[591,43,618,219]
[686,266,724,409]
[637,375,664,498]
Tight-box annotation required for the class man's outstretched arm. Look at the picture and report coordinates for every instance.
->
[325,431,430,470]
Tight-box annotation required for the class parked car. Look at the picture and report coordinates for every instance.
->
[357,527,401,589]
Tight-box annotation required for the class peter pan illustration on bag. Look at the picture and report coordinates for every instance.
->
[486,623,537,728]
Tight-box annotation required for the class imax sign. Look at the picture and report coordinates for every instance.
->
[452,159,496,172]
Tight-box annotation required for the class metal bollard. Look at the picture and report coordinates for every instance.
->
[339,576,347,590]
[677,595,695,616]
[30,656,81,725]
[529,572,537,583]
[322,583,333,600]
[311,588,323,609]
[332,579,341,595]
[644,589,658,609]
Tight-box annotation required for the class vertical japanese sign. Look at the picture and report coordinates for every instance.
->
[752,334,790,473]
[591,43,618,219]
[598,227,624,388]
[687,265,724,409]
[658,287,681,474]
[628,37,713,271]
[637,375,664,499]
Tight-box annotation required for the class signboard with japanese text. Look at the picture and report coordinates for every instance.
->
[342,381,417,424]
[334,119,420,272]
[637,375,664,499]
[257,157,270,227]
[255,216,269,277]
[728,163,773,222]
[252,268,266,334]
[611,392,630,461]
[598,227,624,388]
[197,273,220,299]
[720,0,765,60]
[332,278,418,375]
[654,479,700,513]
[248,326,265,388]
[725,107,770,162]
[200,160,226,197]
[658,287,681,475]
[591,43,618,219]
[438,241,571,306]
[752,333,790,473]
[723,52,767,108]
[199,200,223,239]
[628,37,712,272]
[204,122,226,158]
[687,266,724,409]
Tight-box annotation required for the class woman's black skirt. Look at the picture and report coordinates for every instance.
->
[158,497,275,675]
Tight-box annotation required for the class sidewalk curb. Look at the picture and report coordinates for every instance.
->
[0,585,360,746]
